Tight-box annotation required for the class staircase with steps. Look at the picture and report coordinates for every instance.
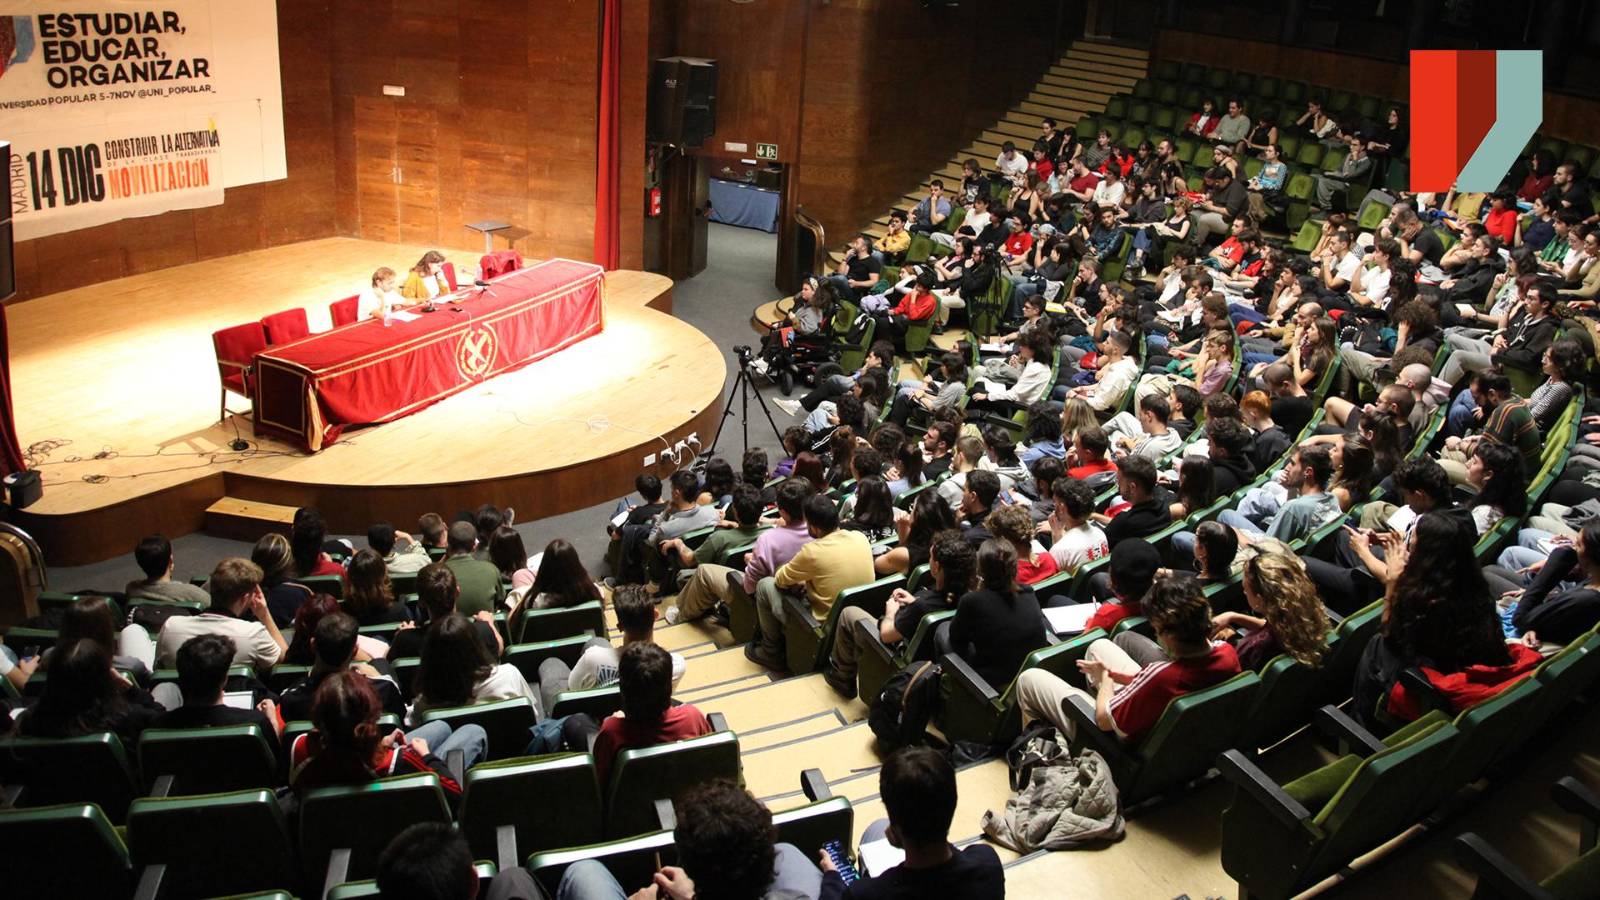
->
[824,40,1148,271]
[594,580,1238,891]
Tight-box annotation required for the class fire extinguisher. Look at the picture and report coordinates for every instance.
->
[647,187,662,217]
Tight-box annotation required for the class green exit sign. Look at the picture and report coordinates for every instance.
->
[756,143,778,160]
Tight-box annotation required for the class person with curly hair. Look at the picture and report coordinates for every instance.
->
[554,779,822,900]
[1216,551,1331,670]
[1350,512,1512,726]
[1017,573,1241,742]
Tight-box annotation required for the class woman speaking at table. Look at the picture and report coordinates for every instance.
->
[401,250,450,300]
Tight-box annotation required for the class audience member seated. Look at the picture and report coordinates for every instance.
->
[988,503,1058,586]
[290,508,345,578]
[956,470,1004,549]
[279,611,406,722]
[557,779,822,900]
[52,594,154,689]
[417,512,450,555]
[1351,512,1514,726]
[947,540,1049,688]
[1017,573,1241,742]
[574,642,714,787]
[749,493,875,670]
[876,489,960,578]
[487,526,536,597]
[844,478,898,543]
[1104,394,1183,462]
[1099,455,1172,545]
[819,746,1005,899]
[389,563,502,661]
[827,530,974,698]
[125,533,211,604]
[1041,478,1110,574]
[344,548,412,627]
[376,822,537,900]
[12,638,165,747]
[410,614,540,721]
[152,558,286,675]
[1082,538,1160,626]
[1214,551,1330,671]
[251,533,315,628]
[675,478,814,623]
[370,521,432,575]
[289,670,485,798]
[538,585,685,714]
[660,484,766,619]
[154,634,283,752]
[443,521,507,616]
[518,538,604,615]
[1507,520,1600,648]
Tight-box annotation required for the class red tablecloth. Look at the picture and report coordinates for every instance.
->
[253,259,605,451]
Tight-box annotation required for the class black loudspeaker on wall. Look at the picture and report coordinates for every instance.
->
[648,57,717,149]
[1,141,13,302]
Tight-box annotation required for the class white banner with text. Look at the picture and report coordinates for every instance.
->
[0,1,285,239]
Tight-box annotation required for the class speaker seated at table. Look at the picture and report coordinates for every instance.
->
[401,251,456,301]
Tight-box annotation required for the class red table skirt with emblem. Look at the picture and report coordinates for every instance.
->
[252,259,606,451]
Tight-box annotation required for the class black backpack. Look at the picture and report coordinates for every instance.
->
[868,660,942,753]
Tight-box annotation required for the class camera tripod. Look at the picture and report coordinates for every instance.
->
[701,347,786,463]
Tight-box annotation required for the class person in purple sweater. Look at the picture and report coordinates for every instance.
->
[671,478,815,623]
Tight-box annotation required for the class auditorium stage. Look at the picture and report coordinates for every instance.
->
[8,238,725,565]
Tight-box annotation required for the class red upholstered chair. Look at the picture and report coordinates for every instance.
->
[479,250,524,279]
[329,295,360,328]
[441,261,459,292]
[212,322,267,422]
[260,308,311,345]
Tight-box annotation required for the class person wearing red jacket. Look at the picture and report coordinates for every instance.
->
[872,270,939,345]
[1187,98,1221,138]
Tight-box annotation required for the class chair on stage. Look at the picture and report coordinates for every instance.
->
[479,251,524,279]
[442,262,460,292]
[260,308,311,345]
[329,295,360,328]
[212,322,267,423]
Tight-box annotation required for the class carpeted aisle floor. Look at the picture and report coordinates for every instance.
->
[47,223,791,591]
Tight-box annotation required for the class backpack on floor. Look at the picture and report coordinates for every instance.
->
[868,660,942,753]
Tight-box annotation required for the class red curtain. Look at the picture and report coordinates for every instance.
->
[592,0,622,270]
[0,302,24,477]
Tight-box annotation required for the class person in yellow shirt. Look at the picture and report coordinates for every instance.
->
[748,493,876,670]
[874,212,911,264]
[401,250,450,300]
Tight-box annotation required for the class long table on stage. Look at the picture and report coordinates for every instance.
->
[253,258,606,451]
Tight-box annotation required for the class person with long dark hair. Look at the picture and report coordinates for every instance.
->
[946,540,1048,688]
[1330,433,1378,511]
[1170,456,1217,521]
[14,639,163,747]
[525,539,602,611]
[843,477,896,543]
[344,549,410,627]
[1465,441,1527,536]
[487,526,535,595]
[52,594,153,687]
[876,489,959,576]
[1351,513,1512,726]
[290,509,344,579]
[1191,520,1240,585]
[411,614,539,721]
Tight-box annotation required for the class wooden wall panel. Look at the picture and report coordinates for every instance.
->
[796,0,1060,246]
[7,0,340,302]
[674,0,808,163]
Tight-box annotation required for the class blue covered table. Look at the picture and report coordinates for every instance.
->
[708,178,780,233]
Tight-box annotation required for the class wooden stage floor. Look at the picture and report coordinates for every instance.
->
[9,238,723,565]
